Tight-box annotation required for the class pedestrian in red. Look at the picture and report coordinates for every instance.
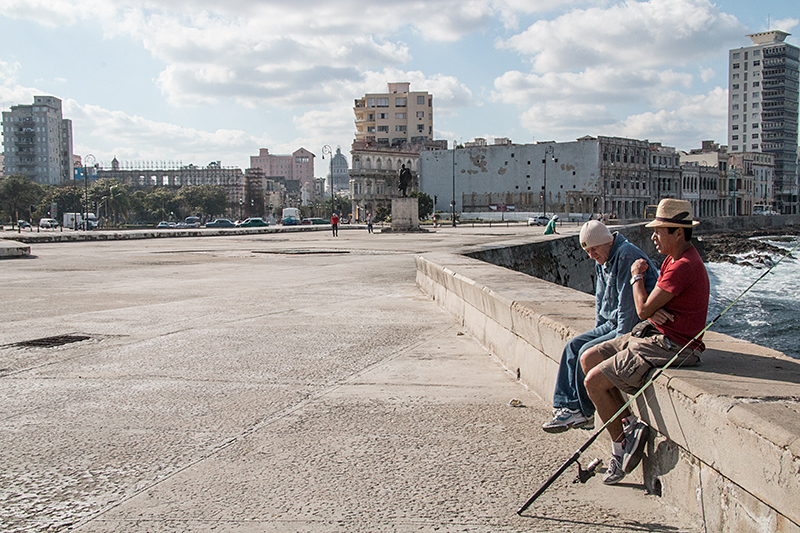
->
[331,212,339,237]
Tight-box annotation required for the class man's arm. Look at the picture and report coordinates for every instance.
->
[631,258,674,320]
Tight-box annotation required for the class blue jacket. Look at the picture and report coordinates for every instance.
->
[593,233,658,339]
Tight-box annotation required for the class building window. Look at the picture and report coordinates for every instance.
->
[733,84,739,90]
[377,112,388,119]
[732,115,739,121]
[377,125,389,132]
[376,98,389,107]
[416,111,424,118]
[732,145,739,151]
[395,113,406,119]
[752,133,759,139]
[733,52,740,59]
[732,135,739,140]
[732,63,740,69]
[732,125,738,130]
[753,60,760,66]
[395,125,406,132]
[753,92,759,98]
[417,95,425,105]
[753,81,760,87]
[417,124,424,132]
[395,97,406,107]
[367,98,375,107]
[732,104,739,110]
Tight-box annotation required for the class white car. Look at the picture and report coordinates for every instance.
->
[39,218,59,228]
[527,216,549,226]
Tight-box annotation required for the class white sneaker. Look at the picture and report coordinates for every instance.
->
[542,408,593,433]
[603,455,626,484]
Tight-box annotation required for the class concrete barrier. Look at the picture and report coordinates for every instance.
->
[416,249,800,533]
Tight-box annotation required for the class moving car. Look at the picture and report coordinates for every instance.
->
[17,220,31,229]
[205,218,235,228]
[39,218,59,228]
[527,215,549,226]
[301,217,327,225]
[156,221,176,228]
[236,217,269,227]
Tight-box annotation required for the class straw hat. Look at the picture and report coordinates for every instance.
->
[579,220,613,249]
[645,198,700,228]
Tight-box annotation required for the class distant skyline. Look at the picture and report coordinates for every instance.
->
[1,0,797,177]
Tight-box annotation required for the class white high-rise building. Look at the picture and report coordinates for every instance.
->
[2,95,73,185]
[728,31,799,214]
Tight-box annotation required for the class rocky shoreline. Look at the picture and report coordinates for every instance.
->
[696,228,800,267]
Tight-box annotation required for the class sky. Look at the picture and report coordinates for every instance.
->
[1,0,797,177]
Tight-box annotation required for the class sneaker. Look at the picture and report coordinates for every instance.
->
[542,408,592,433]
[603,455,625,485]
[622,421,649,473]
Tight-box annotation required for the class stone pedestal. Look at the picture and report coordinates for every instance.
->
[390,197,419,231]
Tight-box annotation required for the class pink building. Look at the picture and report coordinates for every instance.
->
[249,147,315,191]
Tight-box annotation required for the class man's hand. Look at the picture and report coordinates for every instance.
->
[631,258,649,276]
[649,308,675,325]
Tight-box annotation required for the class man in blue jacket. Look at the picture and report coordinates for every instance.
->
[543,221,658,432]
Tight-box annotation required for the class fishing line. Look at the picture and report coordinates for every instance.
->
[517,236,800,515]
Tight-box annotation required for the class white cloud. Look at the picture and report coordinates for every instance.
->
[768,17,799,33]
[498,0,744,72]
[63,100,265,167]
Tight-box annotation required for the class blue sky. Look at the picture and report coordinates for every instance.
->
[1,0,797,176]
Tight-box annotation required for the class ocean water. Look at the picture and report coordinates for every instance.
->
[705,235,800,359]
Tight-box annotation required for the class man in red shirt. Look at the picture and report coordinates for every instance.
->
[331,212,339,237]
[580,198,709,485]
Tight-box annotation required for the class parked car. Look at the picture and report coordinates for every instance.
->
[527,215,549,226]
[183,216,202,228]
[236,217,269,227]
[156,221,176,228]
[17,220,31,229]
[301,217,327,225]
[39,218,59,228]
[205,218,236,228]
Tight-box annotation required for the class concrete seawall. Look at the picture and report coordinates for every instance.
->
[416,224,800,532]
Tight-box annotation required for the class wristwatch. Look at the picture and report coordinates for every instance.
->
[630,274,644,285]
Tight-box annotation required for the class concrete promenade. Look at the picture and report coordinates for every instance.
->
[1,225,697,532]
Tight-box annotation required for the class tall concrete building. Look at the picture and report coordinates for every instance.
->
[2,95,73,185]
[354,82,433,146]
[728,31,799,214]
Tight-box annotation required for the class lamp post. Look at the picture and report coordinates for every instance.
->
[84,154,95,230]
[542,145,556,219]
[452,140,457,227]
[322,145,333,200]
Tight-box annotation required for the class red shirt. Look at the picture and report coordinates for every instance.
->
[652,245,710,351]
[331,214,339,224]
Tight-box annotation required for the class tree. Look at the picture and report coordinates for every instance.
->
[43,184,84,219]
[0,175,43,227]
[409,191,434,220]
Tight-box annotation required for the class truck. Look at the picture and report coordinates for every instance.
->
[63,212,98,230]
[282,207,301,226]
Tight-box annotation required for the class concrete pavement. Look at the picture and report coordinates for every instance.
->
[1,226,698,532]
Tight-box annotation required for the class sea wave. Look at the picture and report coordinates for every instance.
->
[706,235,800,359]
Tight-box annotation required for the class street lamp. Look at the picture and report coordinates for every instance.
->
[84,154,96,230]
[452,140,457,227]
[322,145,333,200]
[542,145,557,219]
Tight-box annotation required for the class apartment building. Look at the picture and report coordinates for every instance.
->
[354,82,433,146]
[728,31,799,214]
[2,95,74,185]
[249,147,315,197]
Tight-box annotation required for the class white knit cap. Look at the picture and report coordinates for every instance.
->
[579,220,613,249]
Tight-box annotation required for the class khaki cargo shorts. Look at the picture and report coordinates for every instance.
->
[593,322,700,394]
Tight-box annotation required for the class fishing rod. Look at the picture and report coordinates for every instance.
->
[517,236,800,516]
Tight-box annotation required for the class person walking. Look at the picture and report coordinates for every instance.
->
[331,212,339,237]
[367,213,374,234]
